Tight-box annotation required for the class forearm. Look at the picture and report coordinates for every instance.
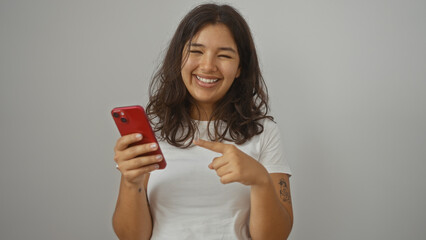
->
[113,175,152,240]
[249,175,293,240]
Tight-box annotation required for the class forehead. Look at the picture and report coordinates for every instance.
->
[190,23,237,48]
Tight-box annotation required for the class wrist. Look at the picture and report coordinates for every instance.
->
[252,170,272,188]
[121,175,145,190]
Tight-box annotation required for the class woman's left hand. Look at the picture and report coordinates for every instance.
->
[193,139,270,186]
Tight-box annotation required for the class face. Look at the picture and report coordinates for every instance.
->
[181,23,241,117]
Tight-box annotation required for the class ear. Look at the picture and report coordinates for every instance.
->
[236,67,241,78]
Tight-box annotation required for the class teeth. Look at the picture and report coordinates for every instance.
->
[196,75,219,83]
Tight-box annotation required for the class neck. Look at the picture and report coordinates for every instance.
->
[190,103,214,121]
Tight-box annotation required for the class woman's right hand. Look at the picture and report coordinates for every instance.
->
[113,133,163,186]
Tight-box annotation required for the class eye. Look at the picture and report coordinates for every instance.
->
[189,50,202,54]
[218,54,232,59]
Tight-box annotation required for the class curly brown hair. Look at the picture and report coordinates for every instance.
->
[146,3,273,148]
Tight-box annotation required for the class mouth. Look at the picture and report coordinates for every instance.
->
[196,75,219,84]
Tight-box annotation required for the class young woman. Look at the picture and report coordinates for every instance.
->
[112,4,293,240]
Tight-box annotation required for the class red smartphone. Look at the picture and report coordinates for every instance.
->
[111,105,166,169]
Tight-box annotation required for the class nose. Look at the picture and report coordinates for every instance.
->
[199,54,217,73]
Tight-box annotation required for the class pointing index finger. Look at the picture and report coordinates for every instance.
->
[193,139,229,153]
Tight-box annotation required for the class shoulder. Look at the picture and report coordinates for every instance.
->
[256,118,284,157]
[258,117,280,138]
[261,117,277,128]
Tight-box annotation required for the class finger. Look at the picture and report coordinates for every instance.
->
[119,154,163,171]
[215,164,232,177]
[121,142,159,160]
[219,173,237,185]
[193,139,229,153]
[115,133,143,151]
[208,156,228,170]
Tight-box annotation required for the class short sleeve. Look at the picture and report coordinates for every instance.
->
[258,119,292,175]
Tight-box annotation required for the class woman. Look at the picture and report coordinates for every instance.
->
[113,4,293,240]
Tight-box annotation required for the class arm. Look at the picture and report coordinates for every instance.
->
[249,173,293,240]
[113,174,152,240]
[112,133,162,240]
[193,139,293,239]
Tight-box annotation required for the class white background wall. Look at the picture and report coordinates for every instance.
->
[1,0,425,239]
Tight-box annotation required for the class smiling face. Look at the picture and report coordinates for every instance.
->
[181,23,241,120]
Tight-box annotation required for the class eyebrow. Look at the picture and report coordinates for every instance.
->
[189,43,237,53]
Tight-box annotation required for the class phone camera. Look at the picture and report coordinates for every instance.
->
[113,112,120,118]
[120,118,128,123]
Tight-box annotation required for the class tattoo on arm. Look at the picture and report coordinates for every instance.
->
[279,178,291,202]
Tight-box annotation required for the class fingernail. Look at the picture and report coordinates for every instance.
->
[150,143,157,149]
[136,134,142,139]
[156,155,163,161]
[154,164,159,169]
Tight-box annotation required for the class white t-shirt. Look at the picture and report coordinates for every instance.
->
[147,119,291,240]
